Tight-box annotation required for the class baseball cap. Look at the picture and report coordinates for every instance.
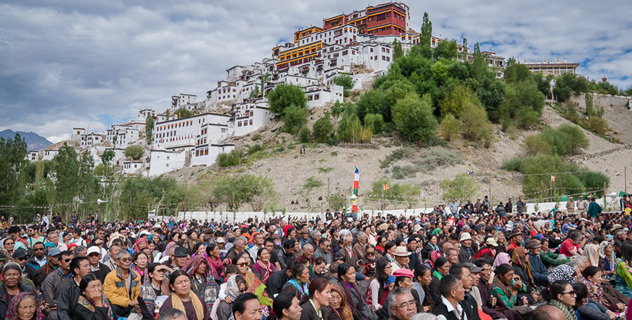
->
[87,246,101,255]
[13,249,28,259]
[48,248,62,257]
[464,262,483,273]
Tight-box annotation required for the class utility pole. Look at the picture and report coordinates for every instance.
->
[625,166,627,195]
[603,181,607,210]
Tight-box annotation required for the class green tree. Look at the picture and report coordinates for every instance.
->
[460,102,493,147]
[125,145,144,160]
[212,174,275,218]
[438,113,459,141]
[557,124,589,155]
[0,133,28,204]
[504,59,532,84]
[461,37,468,60]
[334,74,356,91]
[299,127,311,143]
[434,39,458,60]
[420,12,432,49]
[217,149,245,167]
[145,113,154,144]
[283,105,309,134]
[392,39,403,60]
[392,93,438,143]
[173,108,191,118]
[117,176,182,220]
[368,178,421,211]
[439,84,477,117]
[312,114,333,142]
[51,145,81,217]
[100,149,115,178]
[363,113,384,134]
[441,174,479,203]
[267,84,307,115]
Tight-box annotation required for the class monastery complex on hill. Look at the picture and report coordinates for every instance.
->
[27,2,580,177]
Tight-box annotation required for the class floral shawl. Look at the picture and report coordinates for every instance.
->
[5,292,45,320]
[244,270,272,307]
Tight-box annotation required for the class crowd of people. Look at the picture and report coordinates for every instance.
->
[0,195,631,320]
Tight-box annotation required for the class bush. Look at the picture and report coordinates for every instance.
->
[124,145,144,160]
[247,145,264,155]
[524,135,552,156]
[460,102,493,147]
[267,84,307,115]
[251,134,262,141]
[380,148,414,168]
[363,113,384,134]
[333,74,356,91]
[283,105,309,134]
[299,127,311,143]
[438,113,459,141]
[587,117,609,135]
[392,93,438,143]
[439,84,477,117]
[217,149,245,167]
[312,115,333,143]
[501,158,524,172]
[557,124,589,154]
[514,106,540,128]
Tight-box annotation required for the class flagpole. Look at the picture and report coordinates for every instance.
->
[550,177,553,202]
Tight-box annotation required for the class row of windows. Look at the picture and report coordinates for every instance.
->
[238,119,254,127]
[156,121,193,131]
[196,148,210,157]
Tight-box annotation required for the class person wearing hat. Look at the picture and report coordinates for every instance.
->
[507,229,523,250]
[392,246,412,272]
[172,246,190,270]
[87,245,111,283]
[526,239,549,287]
[458,233,474,264]
[473,238,498,262]
[11,248,38,283]
[32,247,61,287]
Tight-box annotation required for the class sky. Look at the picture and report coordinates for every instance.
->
[1,0,630,143]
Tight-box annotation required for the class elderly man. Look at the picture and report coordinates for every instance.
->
[296,243,315,266]
[102,243,121,271]
[226,237,247,264]
[387,287,417,320]
[340,234,358,267]
[249,233,264,262]
[103,250,141,318]
[313,237,332,265]
[526,239,549,287]
[392,246,411,272]
[445,248,459,265]
[353,233,368,262]
[507,229,523,250]
[458,233,474,263]
[172,246,190,270]
[434,274,466,320]
[87,245,111,283]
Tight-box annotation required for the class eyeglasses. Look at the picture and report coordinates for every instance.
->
[395,301,416,309]
[239,288,247,293]
[119,258,132,262]
[561,291,576,296]
[5,242,14,245]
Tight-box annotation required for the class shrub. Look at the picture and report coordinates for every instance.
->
[587,117,609,135]
[363,113,384,134]
[312,115,333,142]
[524,135,552,156]
[251,134,262,141]
[333,74,356,91]
[217,149,245,167]
[299,127,311,143]
[392,93,438,143]
[267,84,307,115]
[460,102,493,147]
[124,145,144,160]
[557,124,589,154]
[514,106,540,128]
[283,105,309,134]
[438,113,459,141]
[501,158,524,172]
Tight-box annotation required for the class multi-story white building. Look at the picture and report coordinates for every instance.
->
[171,94,197,110]
[148,149,188,177]
[152,113,231,150]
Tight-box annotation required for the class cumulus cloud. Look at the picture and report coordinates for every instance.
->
[0,0,630,140]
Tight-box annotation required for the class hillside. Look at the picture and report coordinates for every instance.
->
[0,129,52,151]
[165,93,632,213]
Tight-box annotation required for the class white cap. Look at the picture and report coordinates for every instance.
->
[87,246,101,255]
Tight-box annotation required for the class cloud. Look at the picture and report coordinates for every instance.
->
[0,0,630,140]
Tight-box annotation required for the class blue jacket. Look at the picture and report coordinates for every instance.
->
[528,252,549,285]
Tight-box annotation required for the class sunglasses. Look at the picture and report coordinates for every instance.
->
[63,258,72,263]
[562,290,576,296]
[17,257,27,261]
[119,258,132,262]
[237,262,250,267]
[88,253,99,257]
[34,248,44,251]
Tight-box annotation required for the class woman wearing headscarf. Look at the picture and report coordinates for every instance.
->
[423,250,441,270]
[183,255,213,297]
[583,244,600,267]
[4,292,45,320]
[215,275,247,320]
[0,263,35,320]
[492,252,510,269]
[511,247,539,303]
[599,241,616,279]
[133,238,148,255]
[206,243,224,279]
[234,252,272,308]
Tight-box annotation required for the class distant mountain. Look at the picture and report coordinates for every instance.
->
[0,129,53,151]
